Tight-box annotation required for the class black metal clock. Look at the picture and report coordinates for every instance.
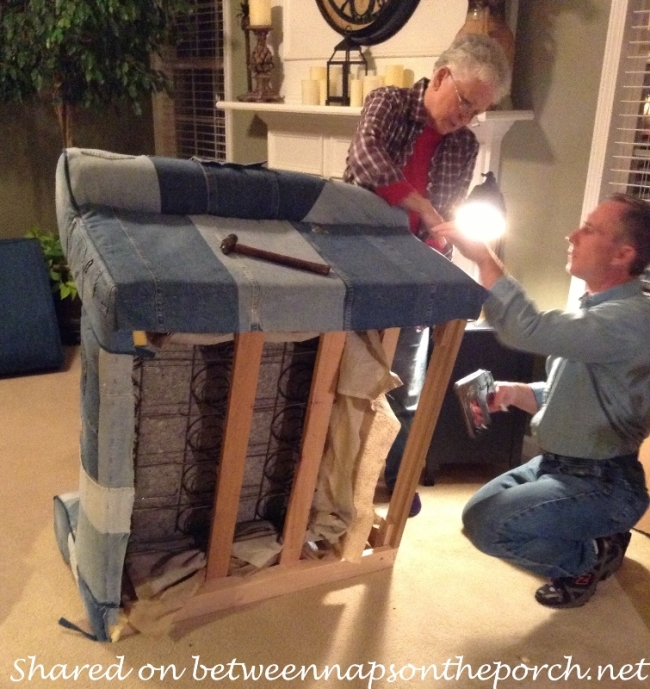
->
[315,0,421,46]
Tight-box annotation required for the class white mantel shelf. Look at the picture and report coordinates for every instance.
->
[218,99,533,123]
[217,100,534,181]
[218,101,364,117]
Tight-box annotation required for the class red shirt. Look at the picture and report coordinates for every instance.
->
[376,125,443,233]
[375,126,448,253]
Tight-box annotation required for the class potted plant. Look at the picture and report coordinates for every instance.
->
[0,0,192,147]
[26,227,81,345]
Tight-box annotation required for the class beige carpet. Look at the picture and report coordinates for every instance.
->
[1,347,650,688]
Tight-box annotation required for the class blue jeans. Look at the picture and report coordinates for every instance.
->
[462,453,649,578]
[384,327,431,490]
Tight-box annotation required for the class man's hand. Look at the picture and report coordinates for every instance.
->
[419,204,445,234]
[433,220,506,290]
[433,220,492,262]
[397,191,452,256]
[469,381,539,426]
[468,382,508,427]
[493,382,539,415]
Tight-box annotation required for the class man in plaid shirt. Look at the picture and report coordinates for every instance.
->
[344,34,511,514]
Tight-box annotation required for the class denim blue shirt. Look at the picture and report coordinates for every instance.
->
[484,276,650,459]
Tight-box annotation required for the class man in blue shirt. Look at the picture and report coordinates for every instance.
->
[436,193,650,608]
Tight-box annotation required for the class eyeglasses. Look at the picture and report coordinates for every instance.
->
[448,71,481,122]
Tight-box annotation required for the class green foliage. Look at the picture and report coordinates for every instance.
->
[25,227,78,301]
[0,0,191,130]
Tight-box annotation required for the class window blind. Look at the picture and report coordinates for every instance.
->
[153,0,226,160]
[606,0,650,200]
[600,0,650,289]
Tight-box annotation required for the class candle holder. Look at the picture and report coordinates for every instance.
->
[326,35,367,106]
[238,24,284,103]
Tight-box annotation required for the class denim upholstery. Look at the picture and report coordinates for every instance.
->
[56,148,486,351]
[53,147,487,640]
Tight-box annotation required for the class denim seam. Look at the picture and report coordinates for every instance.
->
[112,210,165,329]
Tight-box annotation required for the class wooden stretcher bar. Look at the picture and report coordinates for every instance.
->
[378,319,467,549]
[175,318,467,622]
[205,331,266,580]
[279,330,347,565]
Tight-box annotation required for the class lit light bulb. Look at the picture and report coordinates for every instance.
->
[455,201,506,243]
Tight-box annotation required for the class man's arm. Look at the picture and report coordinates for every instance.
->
[400,190,445,232]
[373,181,445,231]
[436,223,541,416]
[345,89,408,189]
[435,220,644,365]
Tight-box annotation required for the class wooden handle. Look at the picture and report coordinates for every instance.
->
[233,243,331,276]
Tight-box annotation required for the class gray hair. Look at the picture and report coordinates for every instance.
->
[434,34,512,103]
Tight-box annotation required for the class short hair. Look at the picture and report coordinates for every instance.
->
[434,34,512,103]
[609,193,650,276]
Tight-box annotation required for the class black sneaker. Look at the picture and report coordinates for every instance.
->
[409,492,422,518]
[386,490,422,518]
[601,531,632,580]
[535,538,610,609]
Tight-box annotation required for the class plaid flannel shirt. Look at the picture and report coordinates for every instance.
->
[343,78,479,222]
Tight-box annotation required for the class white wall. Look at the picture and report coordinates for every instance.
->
[268,1,469,103]
[499,1,610,309]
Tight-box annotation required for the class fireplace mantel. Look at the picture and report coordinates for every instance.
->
[217,101,533,185]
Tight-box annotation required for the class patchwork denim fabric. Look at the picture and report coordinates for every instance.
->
[54,148,488,640]
[58,149,487,352]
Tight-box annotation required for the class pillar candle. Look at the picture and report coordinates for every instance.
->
[318,79,328,105]
[362,75,384,101]
[384,64,404,88]
[249,0,272,27]
[301,79,320,105]
[349,78,363,107]
[403,69,415,88]
[310,66,327,82]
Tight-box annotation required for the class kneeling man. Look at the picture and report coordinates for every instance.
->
[436,194,650,608]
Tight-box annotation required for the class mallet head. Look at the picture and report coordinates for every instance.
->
[220,233,239,255]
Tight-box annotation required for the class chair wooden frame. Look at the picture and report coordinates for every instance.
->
[172,319,467,623]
